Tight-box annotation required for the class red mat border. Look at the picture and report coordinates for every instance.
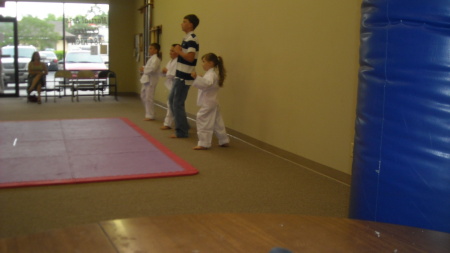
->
[0,118,198,188]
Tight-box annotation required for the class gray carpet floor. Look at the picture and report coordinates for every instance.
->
[0,95,350,238]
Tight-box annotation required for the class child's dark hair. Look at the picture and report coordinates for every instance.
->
[150,42,161,58]
[184,14,200,29]
[203,53,226,87]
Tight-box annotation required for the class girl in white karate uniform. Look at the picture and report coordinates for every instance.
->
[191,53,230,150]
[140,43,161,121]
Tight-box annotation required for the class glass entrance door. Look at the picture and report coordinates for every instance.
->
[0,17,19,97]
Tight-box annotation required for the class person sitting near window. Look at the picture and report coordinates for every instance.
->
[28,51,48,104]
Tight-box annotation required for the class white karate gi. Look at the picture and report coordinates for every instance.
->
[161,58,177,127]
[192,68,229,148]
[140,54,161,119]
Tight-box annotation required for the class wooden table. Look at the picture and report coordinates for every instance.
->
[1,213,449,252]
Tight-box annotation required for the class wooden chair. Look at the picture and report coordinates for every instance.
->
[73,70,97,102]
[53,70,73,102]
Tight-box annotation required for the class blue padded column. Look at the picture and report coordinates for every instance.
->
[350,0,450,233]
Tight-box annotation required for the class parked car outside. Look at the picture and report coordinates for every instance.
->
[1,45,37,85]
[62,50,108,76]
[39,51,58,71]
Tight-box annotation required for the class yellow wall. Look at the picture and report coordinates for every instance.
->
[112,0,362,175]
[108,0,143,94]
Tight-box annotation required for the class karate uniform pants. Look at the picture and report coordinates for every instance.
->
[141,82,156,119]
[163,98,174,127]
[196,104,229,148]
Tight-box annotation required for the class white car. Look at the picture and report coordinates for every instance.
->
[62,50,108,74]
[1,45,37,85]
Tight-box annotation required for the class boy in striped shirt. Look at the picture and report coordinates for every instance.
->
[169,14,200,138]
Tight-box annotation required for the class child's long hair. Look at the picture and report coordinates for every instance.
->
[202,53,226,87]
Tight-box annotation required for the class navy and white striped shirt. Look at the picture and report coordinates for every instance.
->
[176,31,199,84]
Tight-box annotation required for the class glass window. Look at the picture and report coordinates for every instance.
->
[0,1,109,96]
[0,1,108,60]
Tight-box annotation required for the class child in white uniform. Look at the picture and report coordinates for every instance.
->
[160,44,179,129]
[191,53,230,150]
[140,43,161,121]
